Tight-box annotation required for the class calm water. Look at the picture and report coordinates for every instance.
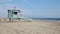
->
[32,18,60,21]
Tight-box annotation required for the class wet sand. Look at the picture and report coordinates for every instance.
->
[0,20,60,34]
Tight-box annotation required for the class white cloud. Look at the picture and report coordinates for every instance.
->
[0,3,10,18]
[0,0,13,18]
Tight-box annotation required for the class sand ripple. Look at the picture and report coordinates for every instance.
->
[0,24,28,34]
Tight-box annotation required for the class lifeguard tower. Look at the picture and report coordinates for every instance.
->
[8,7,32,22]
[8,7,22,22]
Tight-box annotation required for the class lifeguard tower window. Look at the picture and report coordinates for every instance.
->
[14,12,17,15]
[8,10,11,11]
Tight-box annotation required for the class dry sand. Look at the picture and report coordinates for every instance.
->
[0,20,60,34]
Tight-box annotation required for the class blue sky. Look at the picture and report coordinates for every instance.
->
[0,0,60,18]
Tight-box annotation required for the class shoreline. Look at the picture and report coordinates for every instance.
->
[0,18,60,23]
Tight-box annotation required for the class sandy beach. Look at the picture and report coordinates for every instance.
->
[0,20,60,34]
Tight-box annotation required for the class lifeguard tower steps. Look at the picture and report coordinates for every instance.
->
[18,15,32,22]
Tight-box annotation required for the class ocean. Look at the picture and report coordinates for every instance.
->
[32,18,60,21]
